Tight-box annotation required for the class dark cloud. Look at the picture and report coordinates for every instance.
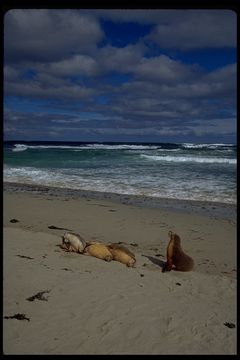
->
[146,10,236,50]
[4,9,104,63]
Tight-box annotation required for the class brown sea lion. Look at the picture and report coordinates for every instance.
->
[107,243,136,267]
[162,231,194,272]
[83,242,113,262]
[60,232,86,253]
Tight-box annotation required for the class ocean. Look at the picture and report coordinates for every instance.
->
[3,141,237,205]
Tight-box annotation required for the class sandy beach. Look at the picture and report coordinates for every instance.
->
[3,183,237,355]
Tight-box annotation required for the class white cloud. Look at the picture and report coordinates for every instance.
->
[43,55,99,77]
[98,43,146,73]
[134,55,195,83]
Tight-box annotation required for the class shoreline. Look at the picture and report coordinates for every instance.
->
[4,181,236,221]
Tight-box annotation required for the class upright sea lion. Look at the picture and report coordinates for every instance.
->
[83,242,113,262]
[162,231,194,272]
[60,232,86,253]
[107,243,136,267]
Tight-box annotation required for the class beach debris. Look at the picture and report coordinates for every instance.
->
[61,232,87,253]
[10,218,19,223]
[176,282,182,286]
[224,322,235,329]
[48,225,73,231]
[16,254,34,260]
[140,274,144,277]
[130,243,138,247]
[4,313,30,321]
[26,290,51,302]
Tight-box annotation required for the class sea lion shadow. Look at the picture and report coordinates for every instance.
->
[142,255,165,269]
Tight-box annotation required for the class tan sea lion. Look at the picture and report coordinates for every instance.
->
[60,232,86,253]
[162,231,194,272]
[107,243,136,267]
[83,242,113,262]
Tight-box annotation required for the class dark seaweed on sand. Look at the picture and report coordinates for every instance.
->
[48,225,72,231]
[4,313,30,321]
[16,255,34,260]
[224,322,235,329]
[26,290,51,302]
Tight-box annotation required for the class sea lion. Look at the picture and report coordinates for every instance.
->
[83,242,113,262]
[162,231,194,272]
[60,232,86,253]
[107,243,136,267]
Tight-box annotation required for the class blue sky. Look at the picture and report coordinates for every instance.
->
[4,9,237,143]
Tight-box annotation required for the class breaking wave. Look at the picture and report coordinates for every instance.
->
[140,154,236,164]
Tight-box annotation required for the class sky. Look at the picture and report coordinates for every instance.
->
[4,9,237,143]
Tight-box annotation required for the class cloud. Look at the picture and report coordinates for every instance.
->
[37,43,146,78]
[146,10,236,49]
[40,55,99,77]
[3,9,236,142]
[4,9,104,63]
[98,43,146,73]
[5,78,96,100]
[85,9,236,49]
[133,55,196,83]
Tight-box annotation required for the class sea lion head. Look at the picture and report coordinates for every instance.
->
[62,232,70,244]
[127,257,136,267]
[168,231,181,246]
[173,233,181,246]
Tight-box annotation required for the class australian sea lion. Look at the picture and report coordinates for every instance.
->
[107,243,136,267]
[83,242,113,262]
[162,231,194,272]
[60,232,86,253]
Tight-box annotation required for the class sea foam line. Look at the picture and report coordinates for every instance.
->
[181,143,235,149]
[11,143,160,152]
[140,154,236,164]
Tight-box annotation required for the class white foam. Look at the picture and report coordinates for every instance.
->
[12,144,28,152]
[84,144,160,150]
[11,143,160,152]
[182,143,235,149]
[4,164,236,204]
[140,154,236,165]
[12,144,85,151]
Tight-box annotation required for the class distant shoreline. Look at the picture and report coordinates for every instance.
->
[4,181,236,221]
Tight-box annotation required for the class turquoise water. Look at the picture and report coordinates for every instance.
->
[4,141,237,204]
